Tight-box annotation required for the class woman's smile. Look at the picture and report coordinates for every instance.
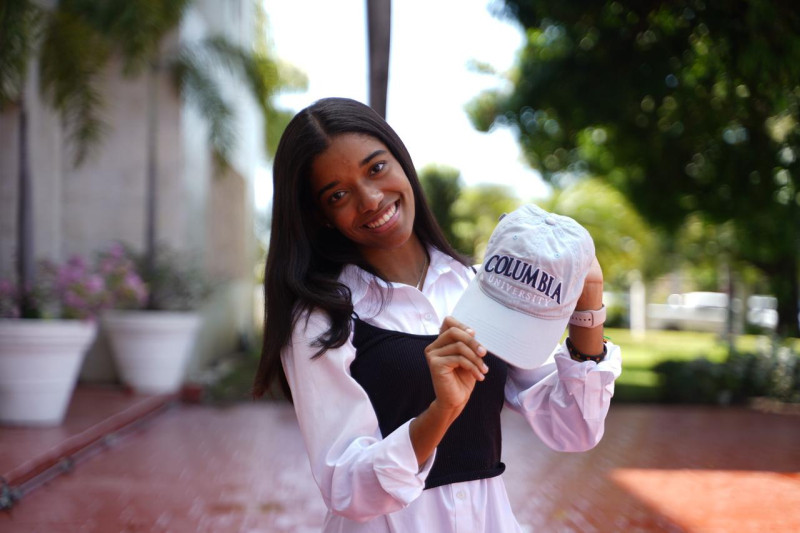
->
[311,133,417,253]
[364,201,399,230]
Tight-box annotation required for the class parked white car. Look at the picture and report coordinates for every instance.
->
[646,292,777,332]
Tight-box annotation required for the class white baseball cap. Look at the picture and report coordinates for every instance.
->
[451,204,595,369]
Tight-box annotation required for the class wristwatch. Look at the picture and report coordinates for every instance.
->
[568,305,606,328]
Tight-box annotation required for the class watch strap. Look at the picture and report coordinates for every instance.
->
[569,305,606,328]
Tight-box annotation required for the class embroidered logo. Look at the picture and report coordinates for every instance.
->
[483,254,563,304]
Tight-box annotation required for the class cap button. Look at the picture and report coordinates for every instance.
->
[545,216,556,226]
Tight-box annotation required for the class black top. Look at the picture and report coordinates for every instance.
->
[350,318,507,490]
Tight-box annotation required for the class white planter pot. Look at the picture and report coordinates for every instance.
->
[103,310,200,395]
[0,319,97,426]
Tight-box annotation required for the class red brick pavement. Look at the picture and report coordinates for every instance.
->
[1,391,799,532]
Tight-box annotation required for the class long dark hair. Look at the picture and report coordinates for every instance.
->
[253,97,468,399]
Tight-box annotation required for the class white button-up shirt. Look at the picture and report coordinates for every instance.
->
[281,248,622,533]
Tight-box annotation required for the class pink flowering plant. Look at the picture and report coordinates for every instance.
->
[96,243,149,310]
[0,243,209,319]
[0,256,110,320]
[0,279,26,318]
[140,245,212,311]
[37,257,109,320]
[0,245,149,320]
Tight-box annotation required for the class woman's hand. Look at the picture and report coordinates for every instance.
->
[409,317,488,466]
[423,316,489,418]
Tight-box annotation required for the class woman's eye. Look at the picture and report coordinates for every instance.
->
[328,191,346,204]
[370,161,386,175]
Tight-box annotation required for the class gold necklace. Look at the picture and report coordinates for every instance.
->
[415,253,430,291]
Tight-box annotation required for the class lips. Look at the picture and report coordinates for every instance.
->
[364,201,398,229]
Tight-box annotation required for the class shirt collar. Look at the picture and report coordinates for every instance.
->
[339,247,468,308]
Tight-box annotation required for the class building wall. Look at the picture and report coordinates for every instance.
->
[0,0,265,383]
[180,0,264,377]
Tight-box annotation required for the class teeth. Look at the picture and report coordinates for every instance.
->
[366,203,397,229]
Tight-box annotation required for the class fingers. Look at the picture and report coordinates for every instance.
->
[433,318,487,360]
[426,347,488,381]
[427,316,489,381]
[439,315,473,335]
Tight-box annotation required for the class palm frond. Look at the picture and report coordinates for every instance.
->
[197,35,310,158]
[171,48,236,174]
[265,107,294,159]
[0,0,43,108]
[200,35,277,108]
[38,10,110,166]
[274,59,308,93]
[60,0,192,76]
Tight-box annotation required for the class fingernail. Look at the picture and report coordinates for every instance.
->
[477,346,487,356]
[466,328,475,335]
[482,363,489,373]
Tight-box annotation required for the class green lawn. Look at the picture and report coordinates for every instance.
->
[606,328,798,402]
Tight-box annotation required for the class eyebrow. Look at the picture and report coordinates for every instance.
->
[316,181,337,200]
[315,149,388,200]
[360,149,386,167]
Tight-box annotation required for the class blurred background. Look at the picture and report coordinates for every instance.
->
[5,0,794,405]
[1,0,799,529]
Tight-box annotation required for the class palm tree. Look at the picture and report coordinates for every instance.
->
[366,0,391,118]
[54,0,280,308]
[1,1,110,316]
[3,0,285,312]
[147,29,279,308]
[0,0,37,316]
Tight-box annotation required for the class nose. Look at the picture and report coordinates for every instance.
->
[357,183,383,213]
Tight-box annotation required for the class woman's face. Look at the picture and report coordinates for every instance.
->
[310,133,416,253]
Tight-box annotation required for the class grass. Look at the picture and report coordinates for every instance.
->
[606,328,799,402]
[605,328,727,402]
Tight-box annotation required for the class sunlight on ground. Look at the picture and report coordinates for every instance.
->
[611,468,800,532]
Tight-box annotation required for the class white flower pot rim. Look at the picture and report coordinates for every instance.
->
[103,310,201,330]
[0,318,97,340]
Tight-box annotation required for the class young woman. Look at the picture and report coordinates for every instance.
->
[253,97,621,532]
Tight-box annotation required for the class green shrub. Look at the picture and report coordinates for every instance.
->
[654,339,800,405]
[604,302,627,328]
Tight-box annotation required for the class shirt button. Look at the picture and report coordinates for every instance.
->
[545,216,556,225]
[424,313,432,320]
[456,490,466,501]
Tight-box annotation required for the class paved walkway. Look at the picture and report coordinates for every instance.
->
[1,389,799,532]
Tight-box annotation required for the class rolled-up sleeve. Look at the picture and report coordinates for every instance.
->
[282,310,435,522]
[504,340,622,452]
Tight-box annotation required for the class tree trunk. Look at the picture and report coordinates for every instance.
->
[17,95,37,317]
[144,62,159,308]
[366,0,391,118]
[724,261,736,354]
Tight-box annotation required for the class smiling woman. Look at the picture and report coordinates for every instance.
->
[252,97,620,533]
[310,133,423,284]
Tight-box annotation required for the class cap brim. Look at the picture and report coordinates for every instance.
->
[451,278,568,369]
